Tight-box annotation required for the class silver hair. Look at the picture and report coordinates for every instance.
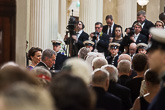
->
[92,68,109,85]
[42,49,57,61]
[101,65,118,82]
[118,60,131,74]
[92,57,108,70]
[137,10,146,16]
[78,47,91,59]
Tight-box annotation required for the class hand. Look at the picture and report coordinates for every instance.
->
[126,28,130,34]
[72,35,77,41]
[90,33,94,38]
[130,36,135,42]
[64,35,68,41]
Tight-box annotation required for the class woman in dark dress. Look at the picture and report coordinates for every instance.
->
[132,69,160,110]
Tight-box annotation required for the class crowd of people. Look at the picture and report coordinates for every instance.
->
[0,10,165,110]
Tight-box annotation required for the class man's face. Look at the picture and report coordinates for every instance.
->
[129,46,137,55]
[115,27,122,37]
[137,14,146,23]
[95,24,102,33]
[138,48,147,54]
[110,48,119,56]
[46,54,56,68]
[134,25,142,34]
[77,22,83,31]
[106,18,113,27]
[148,49,165,73]
[53,45,61,52]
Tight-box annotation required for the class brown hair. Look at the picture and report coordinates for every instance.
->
[28,47,42,60]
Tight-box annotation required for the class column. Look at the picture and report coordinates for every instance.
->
[79,0,103,34]
[146,0,160,23]
[16,0,30,66]
[29,0,59,50]
[117,0,137,34]
[59,0,67,39]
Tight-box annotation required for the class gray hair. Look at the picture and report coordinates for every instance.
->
[42,49,57,61]
[101,65,118,82]
[137,10,146,16]
[92,68,109,85]
[62,58,91,84]
[0,83,55,110]
[92,57,108,70]
[78,47,91,59]
[118,60,131,74]
[1,62,18,70]
[118,54,132,62]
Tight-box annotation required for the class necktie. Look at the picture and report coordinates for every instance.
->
[109,27,112,36]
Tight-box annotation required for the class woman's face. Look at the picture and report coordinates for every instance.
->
[31,51,42,64]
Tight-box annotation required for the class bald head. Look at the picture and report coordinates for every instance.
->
[118,54,132,62]
[129,43,137,55]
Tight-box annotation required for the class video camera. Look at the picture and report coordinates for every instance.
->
[92,31,99,40]
[125,27,135,37]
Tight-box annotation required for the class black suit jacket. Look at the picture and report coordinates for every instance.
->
[76,31,89,51]
[108,81,132,110]
[36,62,56,77]
[50,52,67,71]
[136,33,148,44]
[64,31,89,56]
[118,75,131,87]
[93,86,122,110]
[92,33,109,57]
[132,19,154,38]
[102,24,117,38]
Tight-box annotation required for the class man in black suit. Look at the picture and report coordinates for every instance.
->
[130,22,148,44]
[50,40,67,71]
[102,15,117,38]
[117,60,131,86]
[132,10,154,38]
[64,21,89,56]
[90,22,109,57]
[35,49,56,76]
[92,68,122,110]
[102,65,132,110]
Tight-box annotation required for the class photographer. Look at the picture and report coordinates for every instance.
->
[90,22,109,57]
[64,19,89,56]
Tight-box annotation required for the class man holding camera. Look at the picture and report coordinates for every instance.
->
[64,21,89,56]
[90,22,109,57]
[130,22,148,44]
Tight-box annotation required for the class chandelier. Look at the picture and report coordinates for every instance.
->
[137,0,149,8]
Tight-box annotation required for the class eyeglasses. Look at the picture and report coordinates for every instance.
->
[95,27,100,29]
[156,25,162,26]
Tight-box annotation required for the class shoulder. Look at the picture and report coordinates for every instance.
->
[81,31,89,36]
[133,96,141,110]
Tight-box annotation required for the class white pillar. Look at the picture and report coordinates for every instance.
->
[16,0,30,66]
[146,0,160,23]
[79,0,103,34]
[29,0,59,50]
[96,0,103,22]
[117,0,137,34]
[59,0,67,39]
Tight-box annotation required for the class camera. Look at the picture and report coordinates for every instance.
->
[92,31,99,40]
[125,27,134,37]
[66,16,77,32]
